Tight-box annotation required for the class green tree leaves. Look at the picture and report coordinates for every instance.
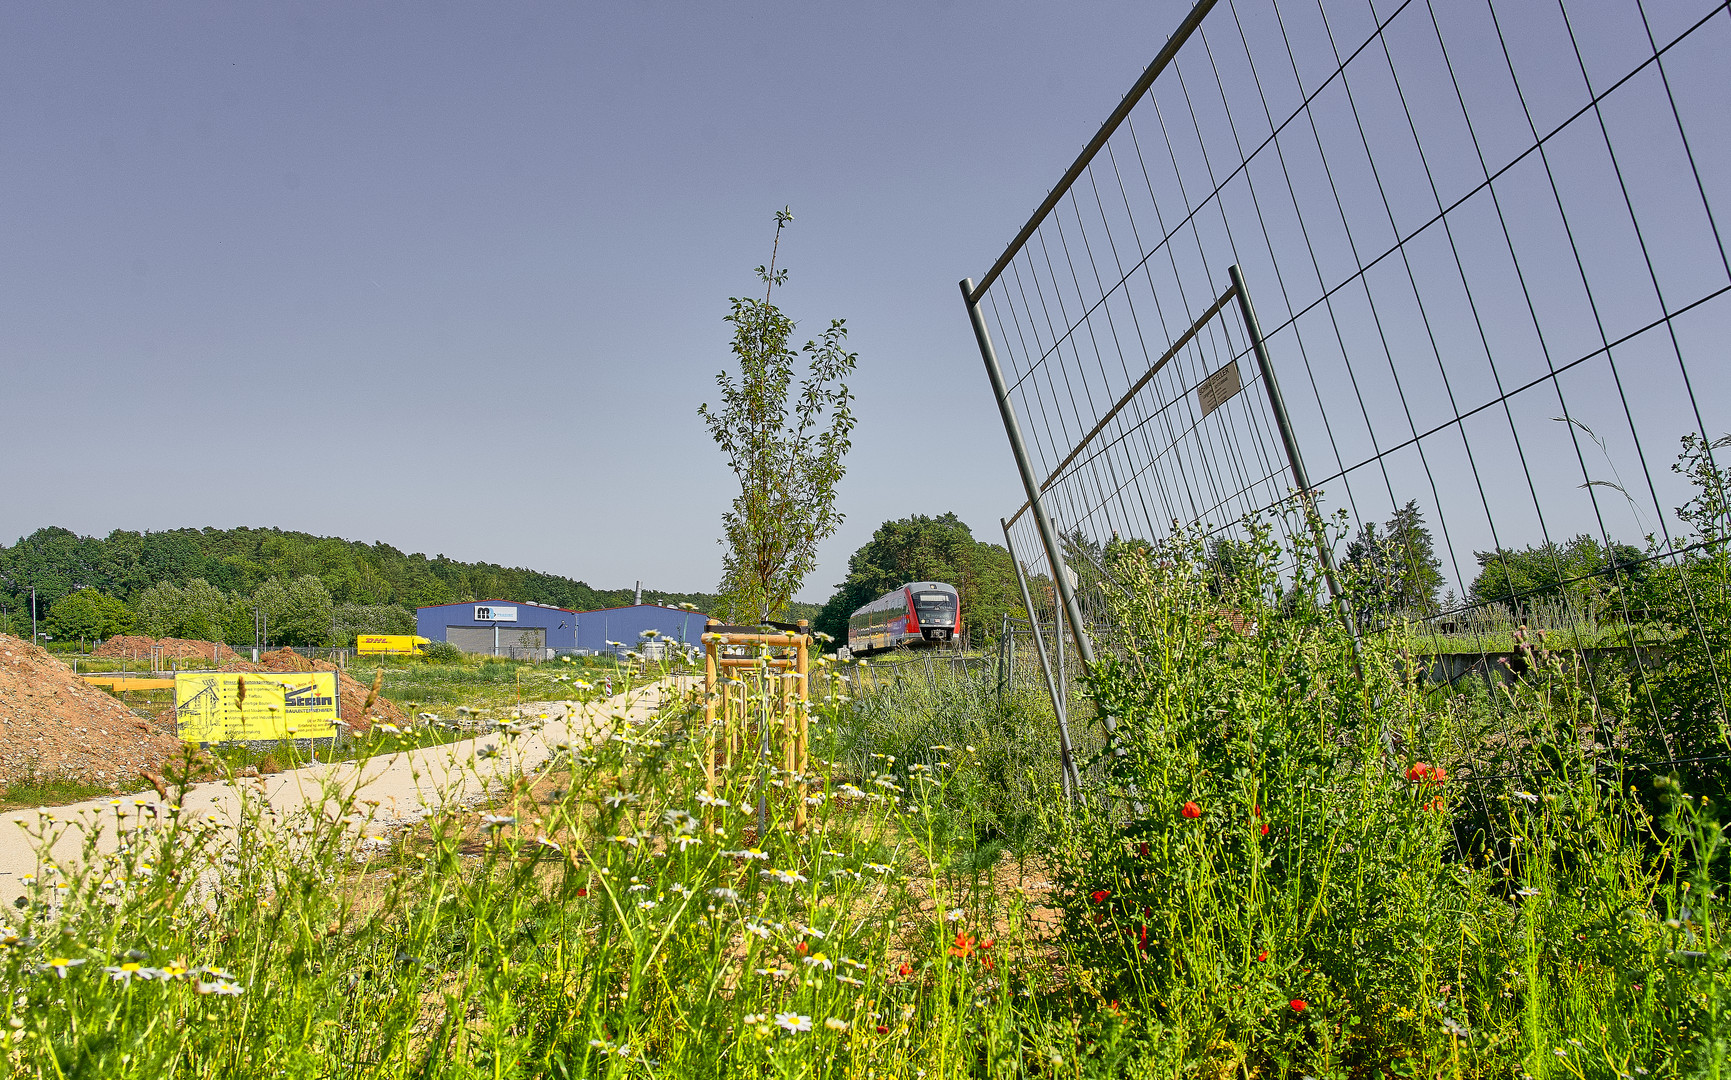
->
[252,576,336,647]
[131,575,335,646]
[134,579,232,642]
[1468,533,1644,613]
[1343,500,1445,625]
[43,589,134,642]
[700,212,858,624]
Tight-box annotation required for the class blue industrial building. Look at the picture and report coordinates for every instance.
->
[416,599,712,658]
[572,604,711,654]
[417,600,577,656]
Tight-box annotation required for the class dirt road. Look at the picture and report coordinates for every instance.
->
[0,677,692,905]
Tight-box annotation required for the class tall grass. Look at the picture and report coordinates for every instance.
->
[0,660,1092,1078]
[838,656,1094,859]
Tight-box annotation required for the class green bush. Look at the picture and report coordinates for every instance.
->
[418,639,464,663]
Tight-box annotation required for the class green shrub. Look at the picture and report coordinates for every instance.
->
[419,639,464,663]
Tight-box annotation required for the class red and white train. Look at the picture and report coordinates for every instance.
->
[846,581,961,655]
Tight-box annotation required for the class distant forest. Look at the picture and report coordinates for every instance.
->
[0,525,743,644]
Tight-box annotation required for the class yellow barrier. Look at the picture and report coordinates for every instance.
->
[83,676,175,691]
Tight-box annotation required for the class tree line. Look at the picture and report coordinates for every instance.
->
[0,525,724,647]
[1203,433,1729,637]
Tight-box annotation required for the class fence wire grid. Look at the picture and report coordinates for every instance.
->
[964,0,1729,760]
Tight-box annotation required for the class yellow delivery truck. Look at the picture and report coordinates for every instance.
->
[356,635,431,656]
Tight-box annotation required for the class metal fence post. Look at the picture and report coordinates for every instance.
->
[962,278,1112,736]
[1228,265,1354,620]
[1004,518,1080,799]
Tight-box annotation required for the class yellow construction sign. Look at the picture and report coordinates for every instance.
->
[174,672,340,742]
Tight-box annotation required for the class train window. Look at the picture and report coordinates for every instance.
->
[917,594,947,602]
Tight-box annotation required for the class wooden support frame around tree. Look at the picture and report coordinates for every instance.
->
[702,618,813,829]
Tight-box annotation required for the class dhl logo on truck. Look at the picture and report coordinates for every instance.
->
[356,635,431,655]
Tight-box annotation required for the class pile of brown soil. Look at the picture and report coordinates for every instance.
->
[216,649,407,734]
[94,636,240,663]
[0,634,182,788]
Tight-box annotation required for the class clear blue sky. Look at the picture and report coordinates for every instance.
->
[1,2,1199,601]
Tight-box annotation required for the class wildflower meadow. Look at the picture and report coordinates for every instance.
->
[2,502,1729,1077]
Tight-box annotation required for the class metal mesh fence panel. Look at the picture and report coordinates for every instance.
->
[964,0,1730,765]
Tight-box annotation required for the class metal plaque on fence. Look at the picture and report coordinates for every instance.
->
[1196,360,1241,419]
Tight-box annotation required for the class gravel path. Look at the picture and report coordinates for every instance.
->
[0,677,693,904]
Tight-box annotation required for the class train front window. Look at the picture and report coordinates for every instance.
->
[914,594,954,623]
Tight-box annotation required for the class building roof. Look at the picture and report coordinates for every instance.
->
[572,603,711,617]
[416,599,577,613]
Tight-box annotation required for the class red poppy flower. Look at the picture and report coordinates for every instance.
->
[897,962,912,978]
[575,888,588,897]
[1407,762,1446,783]
[1290,999,1307,1013]
[1137,842,1151,857]
[1136,925,1149,950]
[795,941,809,954]
[1256,949,1269,962]
[1090,889,1111,904]
[1260,822,1270,836]
[876,1025,889,1035]
[1182,801,1202,819]
[948,931,977,959]
[980,938,995,950]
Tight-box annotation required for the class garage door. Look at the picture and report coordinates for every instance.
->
[446,626,546,655]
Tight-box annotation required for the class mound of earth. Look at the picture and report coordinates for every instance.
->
[94,636,240,663]
[216,649,407,733]
[0,634,182,788]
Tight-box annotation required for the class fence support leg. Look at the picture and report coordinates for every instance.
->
[793,622,811,830]
[1005,518,1080,800]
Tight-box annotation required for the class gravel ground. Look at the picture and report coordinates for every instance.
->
[0,677,695,904]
